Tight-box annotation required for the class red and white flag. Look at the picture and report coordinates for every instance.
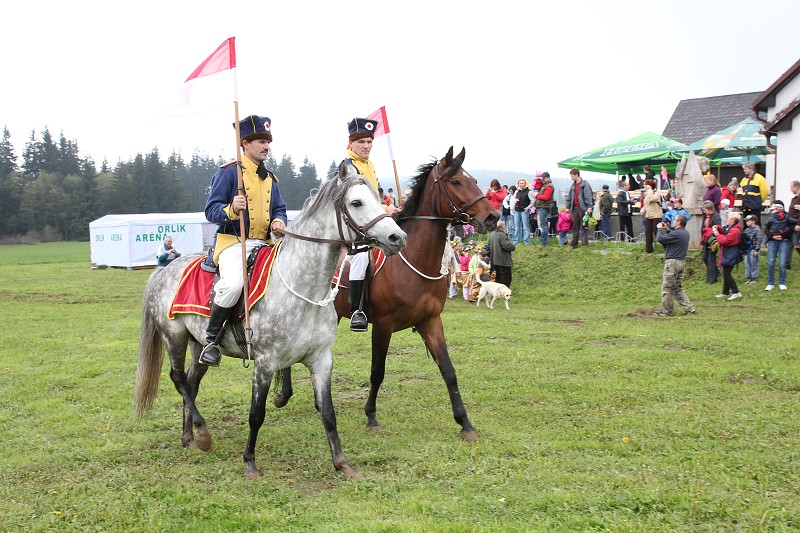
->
[179,37,237,107]
[366,106,394,159]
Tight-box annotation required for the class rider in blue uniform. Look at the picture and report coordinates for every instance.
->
[199,115,288,367]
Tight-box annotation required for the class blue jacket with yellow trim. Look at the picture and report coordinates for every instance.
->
[205,157,287,265]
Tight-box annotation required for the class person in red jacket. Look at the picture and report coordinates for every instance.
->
[533,172,555,245]
[712,212,743,301]
[485,179,506,211]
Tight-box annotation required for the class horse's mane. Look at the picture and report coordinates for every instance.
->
[291,171,371,229]
[397,161,436,219]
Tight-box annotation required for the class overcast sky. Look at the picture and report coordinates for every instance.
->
[3,0,799,186]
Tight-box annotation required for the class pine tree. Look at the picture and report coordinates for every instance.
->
[0,126,17,178]
[296,157,320,205]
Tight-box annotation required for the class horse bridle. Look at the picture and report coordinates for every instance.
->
[401,160,485,226]
[276,178,390,254]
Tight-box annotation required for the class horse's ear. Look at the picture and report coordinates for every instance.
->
[454,147,466,168]
[338,160,352,182]
[443,146,455,167]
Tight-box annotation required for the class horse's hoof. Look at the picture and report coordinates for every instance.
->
[181,436,193,448]
[366,424,380,434]
[245,467,262,480]
[460,430,478,442]
[338,463,362,480]
[195,427,212,451]
[273,394,289,408]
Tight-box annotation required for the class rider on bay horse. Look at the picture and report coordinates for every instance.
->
[199,115,288,367]
[344,117,402,332]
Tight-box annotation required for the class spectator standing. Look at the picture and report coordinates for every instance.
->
[764,200,797,291]
[444,241,461,299]
[556,206,573,246]
[703,174,722,212]
[644,164,655,182]
[598,184,614,239]
[488,221,515,287]
[700,201,721,284]
[741,162,769,225]
[713,212,743,300]
[533,172,555,245]
[616,182,634,241]
[485,179,506,211]
[787,180,800,266]
[512,179,534,245]
[566,168,594,249]
[719,198,732,226]
[641,178,663,253]
[654,215,695,316]
[501,185,516,236]
[742,214,765,284]
[721,178,738,206]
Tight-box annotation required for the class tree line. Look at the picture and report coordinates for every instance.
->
[0,126,333,243]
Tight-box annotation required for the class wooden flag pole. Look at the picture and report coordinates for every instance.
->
[391,160,403,208]
[233,101,253,365]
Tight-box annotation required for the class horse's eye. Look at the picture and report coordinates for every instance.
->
[452,179,461,186]
[351,199,363,208]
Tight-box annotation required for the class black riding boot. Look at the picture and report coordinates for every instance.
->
[349,280,368,332]
[199,304,231,366]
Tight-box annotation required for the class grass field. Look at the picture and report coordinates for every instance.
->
[0,240,798,532]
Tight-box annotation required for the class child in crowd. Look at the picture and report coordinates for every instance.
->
[556,206,573,246]
[743,214,765,284]
[719,198,732,226]
[662,197,691,229]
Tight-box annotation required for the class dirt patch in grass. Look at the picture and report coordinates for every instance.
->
[625,308,658,318]
[552,319,585,325]
[295,480,335,495]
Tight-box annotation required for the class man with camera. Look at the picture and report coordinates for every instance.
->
[654,215,695,316]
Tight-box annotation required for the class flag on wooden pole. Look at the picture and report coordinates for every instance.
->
[366,106,394,159]
[367,106,402,206]
[179,37,237,107]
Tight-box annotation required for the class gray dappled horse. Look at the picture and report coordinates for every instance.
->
[134,160,406,479]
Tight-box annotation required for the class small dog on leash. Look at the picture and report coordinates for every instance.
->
[475,279,512,310]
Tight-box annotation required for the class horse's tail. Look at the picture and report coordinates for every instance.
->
[133,301,164,420]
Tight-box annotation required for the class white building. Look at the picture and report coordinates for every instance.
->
[752,58,800,205]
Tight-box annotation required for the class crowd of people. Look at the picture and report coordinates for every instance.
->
[446,165,800,312]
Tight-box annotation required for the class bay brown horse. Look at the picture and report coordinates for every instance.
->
[275,146,498,441]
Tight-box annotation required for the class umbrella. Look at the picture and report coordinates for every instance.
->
[686,117,774,161]
[557,131,690,175]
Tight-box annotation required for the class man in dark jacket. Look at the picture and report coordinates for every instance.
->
[616,182,634,241]
[565,168,594,248]
[598,184,614,239]
[488,221,516,287]
[654,214,694,316]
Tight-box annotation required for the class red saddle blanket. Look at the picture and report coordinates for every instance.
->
[168,243,281,319]
[332,248,386,287]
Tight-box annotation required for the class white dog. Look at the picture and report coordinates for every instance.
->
[475,279,512,310]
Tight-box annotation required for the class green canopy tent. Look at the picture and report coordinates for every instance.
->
[557,131,690,175]
[686,117,774,161]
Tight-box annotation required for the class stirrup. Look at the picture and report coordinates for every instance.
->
[349,310,368,332]
[199,343,221,367]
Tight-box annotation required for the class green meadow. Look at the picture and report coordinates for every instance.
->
[0,241,798,532]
